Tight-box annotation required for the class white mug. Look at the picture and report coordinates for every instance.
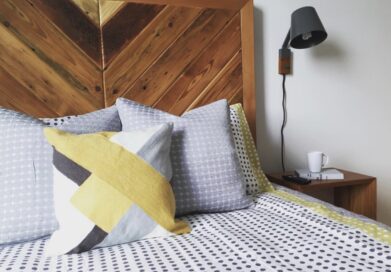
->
[307,151,329,173]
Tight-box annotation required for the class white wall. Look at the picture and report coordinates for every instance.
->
[254,0,391,225]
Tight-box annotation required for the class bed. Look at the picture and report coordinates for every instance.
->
[0,0,390,271]
[1,188,390,271]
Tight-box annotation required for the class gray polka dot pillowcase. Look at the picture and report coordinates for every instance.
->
[116,98,254,216]
[0,106,121,245]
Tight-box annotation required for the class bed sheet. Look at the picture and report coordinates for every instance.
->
[0,188,390,272]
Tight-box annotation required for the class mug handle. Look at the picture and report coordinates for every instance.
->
[322,153,329,167]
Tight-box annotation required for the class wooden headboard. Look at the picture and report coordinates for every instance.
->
[0,0,256,136]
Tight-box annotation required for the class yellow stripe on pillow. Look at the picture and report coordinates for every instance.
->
[71,175,133,233]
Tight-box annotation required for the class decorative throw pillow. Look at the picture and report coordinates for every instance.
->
[229,104,274,194]
[44,124,190,256]
[116,98,252,215]
[0,106,121,245]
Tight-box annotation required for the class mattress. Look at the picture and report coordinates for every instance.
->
[1,187,390,272]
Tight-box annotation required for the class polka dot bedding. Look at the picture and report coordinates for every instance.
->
[1,191,390,272]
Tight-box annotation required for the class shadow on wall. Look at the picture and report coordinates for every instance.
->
[311,39,347,62]
[253,7,281,172]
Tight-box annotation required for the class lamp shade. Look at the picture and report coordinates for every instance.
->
[290,6,327,49]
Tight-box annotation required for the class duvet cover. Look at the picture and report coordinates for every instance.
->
[0,186,390,272]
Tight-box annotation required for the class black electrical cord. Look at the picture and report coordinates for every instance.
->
[281,74,287,173]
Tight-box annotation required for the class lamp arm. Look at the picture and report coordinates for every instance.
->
[281,29,291,48]
[279,29,292,75]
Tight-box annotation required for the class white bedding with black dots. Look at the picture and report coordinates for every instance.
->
[0,191,390,272]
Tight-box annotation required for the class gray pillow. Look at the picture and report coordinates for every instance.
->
[116,98,251,215]
[42,105,122,134]
[0,106,121,245]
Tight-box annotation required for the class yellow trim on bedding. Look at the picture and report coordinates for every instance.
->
[272,190,391,246]
[232,104,274,192]
[44,128,190,235]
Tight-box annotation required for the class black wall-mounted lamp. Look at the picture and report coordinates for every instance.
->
[278,6,327,172]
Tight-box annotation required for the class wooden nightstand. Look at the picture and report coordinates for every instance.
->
[266,169,377,220]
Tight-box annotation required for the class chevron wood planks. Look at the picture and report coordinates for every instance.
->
[0,0,247,118]
[0,0,103,116]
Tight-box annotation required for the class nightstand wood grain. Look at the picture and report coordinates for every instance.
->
[266,169,377,220]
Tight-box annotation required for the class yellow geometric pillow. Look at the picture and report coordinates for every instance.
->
[44,124,190,256]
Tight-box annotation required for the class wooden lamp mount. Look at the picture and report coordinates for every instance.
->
[279,47,292,75]
[278,29,292,75]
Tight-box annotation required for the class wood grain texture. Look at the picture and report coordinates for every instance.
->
[335,179,377,220]
[104,5,202,104]
[102,3,165,64]
[0,0,103,104]
[187,50,243,110]
[241,0,256,139]
[111,0,248,10]
[0,65,58,116]
[99,0,126,25]
[116,8,237,106]
[267,169,378,220]
[153,13,242,115]
[0,23,97,115]
[0,0,104,117]
[229,88,244,105]
[0,0,256,136]
[70,0,100,26]
[29,0,102,64]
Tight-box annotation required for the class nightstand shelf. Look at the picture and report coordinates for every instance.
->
[266,169,377,220]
